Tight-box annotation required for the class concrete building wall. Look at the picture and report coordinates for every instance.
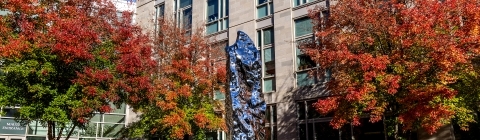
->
[134,1,457,140]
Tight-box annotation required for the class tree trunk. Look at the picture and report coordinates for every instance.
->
[47,121,54,140]
[65,124,77,140]
[56,124,64,140]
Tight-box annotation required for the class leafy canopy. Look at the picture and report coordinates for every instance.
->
[303,0,480,134]
[0,0,154,139]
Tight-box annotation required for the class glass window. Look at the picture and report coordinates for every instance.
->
[294,0,316,7]
[207,0,219,22]
[179,0,192,8]
[183,7,192,29]
[297,71,315,87]
[175,0,192,36]
[214,90,225,100]
[263,78,275,92]
[265,104,277,140]
[257,0,273,19]
[297,102,306,120]
[154,4,165,33]
[103,114,125,123]
[295,17,313,37]
[258,28,275,92]
[297,99,389,140]
[264,48,275,77]
[26,136,46,140]
[1,108,18,117]
[206,0,229,34]
[101,123,124,137]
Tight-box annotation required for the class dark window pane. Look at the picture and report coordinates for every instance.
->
[352,119,386,140]
[272,105,277,123]
[340,123,353,140]
[257,30,262,46]
[297,71,315,87]
[297,54,316,70]
[26,136,46,140]
[273,125,277,140]
[257,5,268,18]
[299,124,307,140]
[315,122,340,140]
[2,108,18,117]
[307,100,321,119]
[258,0,268,5]
[265,126,272,140]
[207,22,218,34]
[298,102,306,120]
[266,105,271,124]
[183,7,192,30]
[308,123,314,140]
[295,17,313,37]
[225,0,229,16]
[180,0,192,8]
[264,48,275,76]
[264,28,273,45]
[207,0,219,21]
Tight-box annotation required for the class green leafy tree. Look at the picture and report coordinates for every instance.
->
[0,0,155,140]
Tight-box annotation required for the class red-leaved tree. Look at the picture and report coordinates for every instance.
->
[122,19,226,139]
[0,0,154,139]
[302,0,480,135]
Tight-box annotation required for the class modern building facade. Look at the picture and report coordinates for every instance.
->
[135,0,461,140]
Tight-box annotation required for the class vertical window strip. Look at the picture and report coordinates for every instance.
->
[257,0,273,19]
[206,0,229,35]
[258,28,275,93]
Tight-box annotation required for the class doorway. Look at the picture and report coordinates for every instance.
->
[0,136,25,140]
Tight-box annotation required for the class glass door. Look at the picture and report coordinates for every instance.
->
[0,136,7,140]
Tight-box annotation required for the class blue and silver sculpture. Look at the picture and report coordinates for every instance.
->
[225,31,266,140]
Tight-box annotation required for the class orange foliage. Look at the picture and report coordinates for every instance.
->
[305,0,480,134]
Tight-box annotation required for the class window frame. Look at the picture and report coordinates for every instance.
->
[294,15,332,87]
[257,27,276,93]
[174,0,193,35]
[154,3,165,34]
[257,0,273,19]
[293,0,316,7]
[206,0,229,35]
[265,104,277,140]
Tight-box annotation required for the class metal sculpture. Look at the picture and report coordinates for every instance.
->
[225,31,266,140]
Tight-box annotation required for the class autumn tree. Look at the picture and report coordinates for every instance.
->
[302,0,480,136]
[122,19,226,139]
[0,0,154,140]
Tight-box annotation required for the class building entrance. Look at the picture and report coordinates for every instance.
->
[0,136,25,140]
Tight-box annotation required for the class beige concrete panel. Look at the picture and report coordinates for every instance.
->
[228,0,255,27]
[191,0,206,31]
[208,31,229,43]
[136,2,156,32]
[256,17,273,29]
[275,101,298,140]
[271,9,295,103]
[163,0,175,19]
[228,21,255,45]
[273,0,292,13]
[136,0,154,8]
